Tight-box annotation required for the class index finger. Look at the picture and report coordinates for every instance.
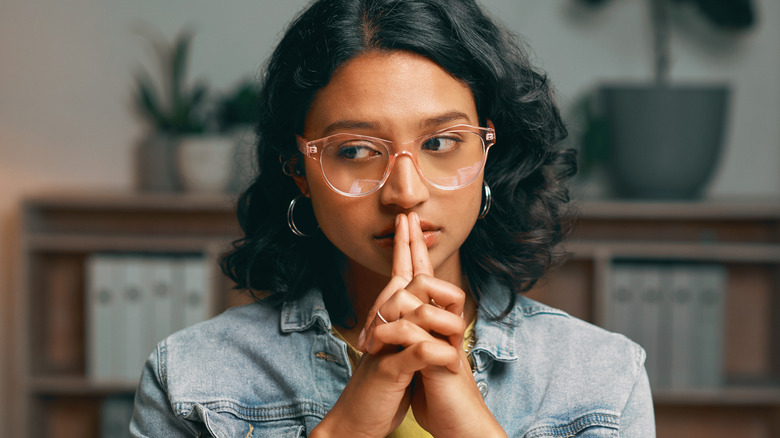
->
[391,213,413,281]
[358,213,413,351]
[408,212,434,277]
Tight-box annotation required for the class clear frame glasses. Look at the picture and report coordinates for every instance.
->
[296,124,496,197]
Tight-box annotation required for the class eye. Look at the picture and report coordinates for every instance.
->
[335,142,383,160]
[421,135,461,153]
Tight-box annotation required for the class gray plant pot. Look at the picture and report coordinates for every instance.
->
[135,133,179,192]
[601,84,730,199]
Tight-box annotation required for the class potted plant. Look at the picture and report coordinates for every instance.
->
[133,27,235,193]
[575,0,756,199]
[215,78,261,193]
[215,79,260,133]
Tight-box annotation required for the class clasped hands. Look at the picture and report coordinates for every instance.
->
[312,212,505,438]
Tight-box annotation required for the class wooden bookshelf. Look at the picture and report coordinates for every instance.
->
[13,193,780,437]
[13,192,254,438]
[528,198,780,438]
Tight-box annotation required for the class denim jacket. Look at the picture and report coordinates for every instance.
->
[131,282,655,437]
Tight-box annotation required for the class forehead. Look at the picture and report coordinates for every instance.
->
[304,50,478,137]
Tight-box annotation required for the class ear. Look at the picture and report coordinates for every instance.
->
[487,118,494,130]
[289,157,310,196]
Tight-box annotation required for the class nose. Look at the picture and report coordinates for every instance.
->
[379,152,429,210]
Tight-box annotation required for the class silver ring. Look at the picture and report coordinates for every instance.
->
[376,309,390,325]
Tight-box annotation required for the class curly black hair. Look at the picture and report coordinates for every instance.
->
[220,0,577,324]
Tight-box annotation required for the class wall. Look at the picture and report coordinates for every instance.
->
[0,0,313,426]
[1,0,778,426]
[497,0,780,198]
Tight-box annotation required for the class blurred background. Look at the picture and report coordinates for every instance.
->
[1,0,778,436]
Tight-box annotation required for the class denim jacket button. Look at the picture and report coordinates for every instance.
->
[477,381,488,398]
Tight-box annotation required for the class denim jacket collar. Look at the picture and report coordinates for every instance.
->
[280,281,523,370]
[280,288,332,333]
[471,279,520,370]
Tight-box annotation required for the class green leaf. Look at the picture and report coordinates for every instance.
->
[189,82,208,106]
[134,73,163,125]
[171,29,193,108]
[131,25,213,135]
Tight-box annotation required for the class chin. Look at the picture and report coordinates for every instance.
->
[344,252,394,279]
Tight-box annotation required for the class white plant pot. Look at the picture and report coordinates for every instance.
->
[176,135,235,193]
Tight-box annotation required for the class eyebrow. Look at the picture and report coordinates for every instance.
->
[322,120,377,135]
[322,111,473,136]
[420,111,473,129]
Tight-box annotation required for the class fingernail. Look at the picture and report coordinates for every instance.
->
[357,328,366,349]
[395,214,401,227]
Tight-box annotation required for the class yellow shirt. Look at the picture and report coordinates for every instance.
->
[332,319,477,437]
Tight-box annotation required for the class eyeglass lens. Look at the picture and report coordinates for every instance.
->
[319,131,486,195]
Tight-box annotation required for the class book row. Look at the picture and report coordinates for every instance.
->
[86,254,213,382]
[604,262,728,389]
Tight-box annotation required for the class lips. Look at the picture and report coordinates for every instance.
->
[419,229,440,248]
[373,219,440,249]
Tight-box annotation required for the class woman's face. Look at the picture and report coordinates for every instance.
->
[296,50,485,284]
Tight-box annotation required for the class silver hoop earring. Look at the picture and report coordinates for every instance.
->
[478,181,492,219]
[281,160,293,177]
[287,195,318,237]
[280,155,303,177]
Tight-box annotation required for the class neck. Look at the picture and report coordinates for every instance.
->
[333,256,477,346]
[342,261,392,330]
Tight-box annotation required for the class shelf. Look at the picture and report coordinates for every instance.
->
[29,377,137,396]
[566,241,780,263]
[577,199,780,220]
[23,191,237,213]
[26,234,233,253]
[653,386,780,406]
[30,195,777,220]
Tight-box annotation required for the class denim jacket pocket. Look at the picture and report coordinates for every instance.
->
[523,412,619,438]
[184,404,307,438]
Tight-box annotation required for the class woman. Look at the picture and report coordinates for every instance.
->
[131,0,655,436]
